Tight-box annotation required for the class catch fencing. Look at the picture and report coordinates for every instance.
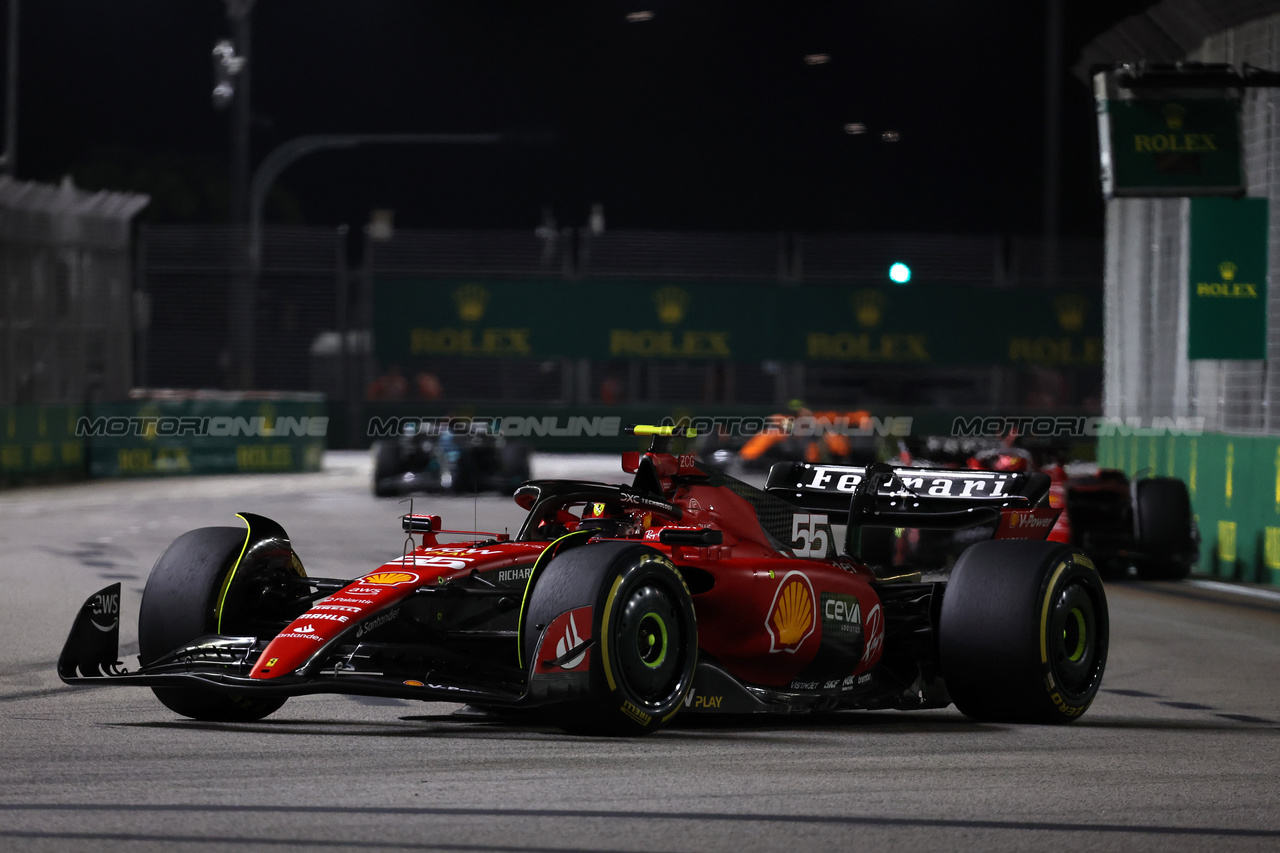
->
[0,175,148,407]
[1104,12,1280,435]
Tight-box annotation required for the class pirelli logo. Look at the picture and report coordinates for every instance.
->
[619,700,652,726]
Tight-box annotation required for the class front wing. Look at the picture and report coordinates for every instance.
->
[59,583,545,707]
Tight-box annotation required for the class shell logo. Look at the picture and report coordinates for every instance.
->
[361,571,420,586]
[765,571,817,654]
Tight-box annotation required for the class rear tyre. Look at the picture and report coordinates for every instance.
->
[939,540,1108,724]
[499,442,532,493]
[139,524,299,721]
[1133,478,1196,581]
[524,542,697,736]
[371,441,401,497]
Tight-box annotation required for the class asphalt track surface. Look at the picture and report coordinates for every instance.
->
[2,452,1279,852]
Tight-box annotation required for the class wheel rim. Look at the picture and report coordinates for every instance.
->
[616,583,682,705]
[1049,581,1099,695]
[1064,607,1087,662]
[637,612,669,668]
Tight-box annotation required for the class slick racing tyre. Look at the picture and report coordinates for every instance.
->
[523,542,697,736]
[499,442,532,493]
[371,441,402,497]
[1133,478,1196,581]
[939,540,1108,724]
[139,520,304,722]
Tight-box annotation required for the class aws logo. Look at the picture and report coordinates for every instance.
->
[765,571,816,654]
[360,571,419,586]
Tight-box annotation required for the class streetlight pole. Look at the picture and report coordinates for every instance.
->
[236,132,504,392]
[0,0,18,175]
[1042,0,1062,289]
[215,0,255,388]
[226,0,253,225]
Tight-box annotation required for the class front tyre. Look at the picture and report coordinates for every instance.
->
[939,540,1108,724]
[139,521,301,722]
[524,543,697,735]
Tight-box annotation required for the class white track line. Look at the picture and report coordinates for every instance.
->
[1188,579,1280,604]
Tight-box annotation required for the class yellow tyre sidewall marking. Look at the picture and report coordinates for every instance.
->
[599,575,624,692]
[214,514,254,634]
[1039,561,1069,665]
[516,530,588,667]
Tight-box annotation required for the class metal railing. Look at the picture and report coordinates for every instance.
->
[0,176,148,406]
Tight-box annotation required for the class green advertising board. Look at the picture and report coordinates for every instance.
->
[0,405,86,485]
[82,398,327,478]
[1189,197,1268,360]
[374,280,1102,368]
[1098,95,1243,197]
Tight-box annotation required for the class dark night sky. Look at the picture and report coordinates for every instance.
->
[11,1,1157,235]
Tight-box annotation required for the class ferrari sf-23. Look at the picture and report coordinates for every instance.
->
[59,426,1108,735]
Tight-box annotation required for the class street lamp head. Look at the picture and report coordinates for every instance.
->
[211,39,245,110]
[212,82,235,110]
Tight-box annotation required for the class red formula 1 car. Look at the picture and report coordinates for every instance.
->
[59,426,1108,734]
[1050,466,1199,580]
[896,437,1199,580]
[955,443,1200,581]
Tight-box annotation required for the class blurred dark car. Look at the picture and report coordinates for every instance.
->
[372,423,530,497]
[1061,468,1199,580]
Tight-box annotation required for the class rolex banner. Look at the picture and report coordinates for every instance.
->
[1097,92,1243,198]
[1189,197,1269,360]
[374,280,1103,367]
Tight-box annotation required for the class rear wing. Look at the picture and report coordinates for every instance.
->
[764,461,1051,529]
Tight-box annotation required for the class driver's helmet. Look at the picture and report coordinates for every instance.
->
[969,448,1031,472]
[578,501,631,538]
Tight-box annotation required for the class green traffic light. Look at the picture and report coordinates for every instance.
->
[889,262,911,284]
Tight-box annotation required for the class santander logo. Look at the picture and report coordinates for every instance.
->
[554,614,586,669]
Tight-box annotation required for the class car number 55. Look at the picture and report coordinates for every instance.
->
[791,513,830,557]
